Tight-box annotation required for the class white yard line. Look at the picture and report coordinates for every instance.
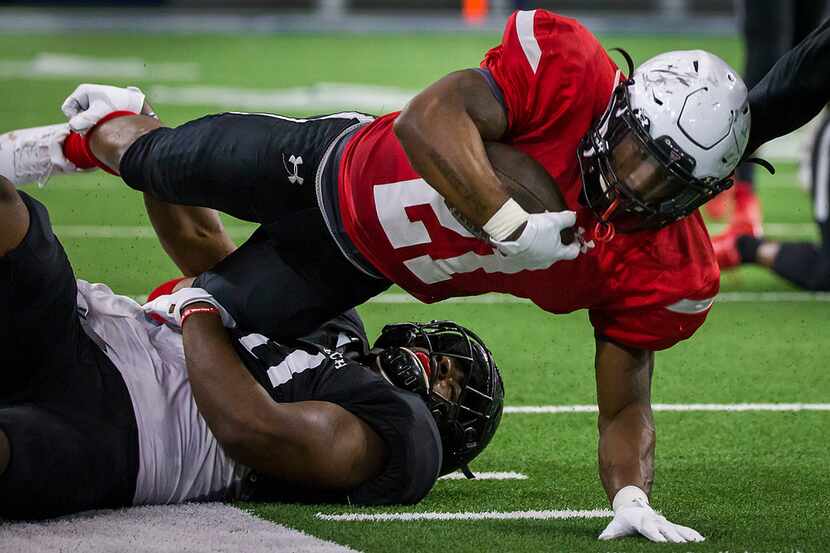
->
[504,403,830,414]
[315,509,613,522]
[0,53,200,81]
[0,503,358,553]
[439,471,527,480]
[150,83,415,113]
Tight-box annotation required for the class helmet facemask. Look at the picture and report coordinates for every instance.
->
[373,321,504,478]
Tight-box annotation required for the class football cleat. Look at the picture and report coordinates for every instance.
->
[711,231,742,270]
[728,184,763,238]
[703,186,734,221]
[0,123,77,187]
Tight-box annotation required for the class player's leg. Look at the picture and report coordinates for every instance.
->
[0,180,83,401]
[195,219,391,341]
[731,114,830,290]
[0,398,137,519]
[712,0,791,234]
[114,112,368,225]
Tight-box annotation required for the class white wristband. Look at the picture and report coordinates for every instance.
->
[612,485,650,512]
[482,198,530,241]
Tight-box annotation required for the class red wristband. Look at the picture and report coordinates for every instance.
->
[62,110,138,176]
[181,305,220,327]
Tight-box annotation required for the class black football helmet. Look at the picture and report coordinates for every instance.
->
[373,320,504,478]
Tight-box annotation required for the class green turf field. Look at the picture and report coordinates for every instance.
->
[1,31,828,552]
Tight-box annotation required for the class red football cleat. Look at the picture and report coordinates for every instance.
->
[703,186,734,221]
[711,231,742,270]
[728,181,763,238]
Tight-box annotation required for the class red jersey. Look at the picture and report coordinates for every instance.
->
[338,10,719,351]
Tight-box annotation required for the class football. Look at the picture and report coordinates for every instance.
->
[450,142,574,244]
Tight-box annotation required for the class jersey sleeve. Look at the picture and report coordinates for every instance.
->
[480,9,618,137]
[589,296,715,351]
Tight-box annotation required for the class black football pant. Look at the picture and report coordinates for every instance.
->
[769,113,830,291]
[120,112,391,340]
[736,0,828,184]
[0,192,138,519]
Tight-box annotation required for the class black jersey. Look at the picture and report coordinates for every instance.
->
[231,310,442,506]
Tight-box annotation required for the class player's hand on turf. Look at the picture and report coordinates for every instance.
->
[142,287,237,329]
[599,486,705,544]
[490,210,580,271]
[61,84,148,134]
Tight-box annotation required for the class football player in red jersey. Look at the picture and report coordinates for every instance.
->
[4,9,830,543]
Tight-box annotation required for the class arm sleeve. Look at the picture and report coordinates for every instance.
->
[120,113,288,222]
[480,9,617,137]
[746,17,830,156]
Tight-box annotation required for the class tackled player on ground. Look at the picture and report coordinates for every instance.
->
[0,173,504,519]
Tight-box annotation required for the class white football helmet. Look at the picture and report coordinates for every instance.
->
[579,49,751,233]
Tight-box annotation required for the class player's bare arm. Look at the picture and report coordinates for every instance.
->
[594,339,655,500]
[394,69,509,229]
[143,196,236,277]
[594,338,703,542]
[181,308,387,490]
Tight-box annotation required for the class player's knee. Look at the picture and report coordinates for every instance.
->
[0,429,10,477]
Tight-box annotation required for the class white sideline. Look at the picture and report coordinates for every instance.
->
[315,509,613,522]
[0,503,358,553]
[439,471,527,480]
[505,403,830,414]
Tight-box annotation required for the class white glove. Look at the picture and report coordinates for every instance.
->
[142,287,237,330]
[599,486,705,543]
[490,210,580,271]
[61,84,146,134]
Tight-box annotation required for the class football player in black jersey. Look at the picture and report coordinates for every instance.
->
[0,173,503,519]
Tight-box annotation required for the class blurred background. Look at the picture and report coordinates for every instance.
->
[0,0,737,34]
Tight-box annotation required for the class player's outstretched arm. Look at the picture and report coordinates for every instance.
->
[594,339,704,544]
[746,17,830,156]
[180,304,386,490]
[395,69,509,230]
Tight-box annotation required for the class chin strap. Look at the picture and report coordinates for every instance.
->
[593,198,620,243]
[743,157,776,175]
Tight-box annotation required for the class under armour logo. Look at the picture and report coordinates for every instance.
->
[575,226,596,254]
[283,154,304,185]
